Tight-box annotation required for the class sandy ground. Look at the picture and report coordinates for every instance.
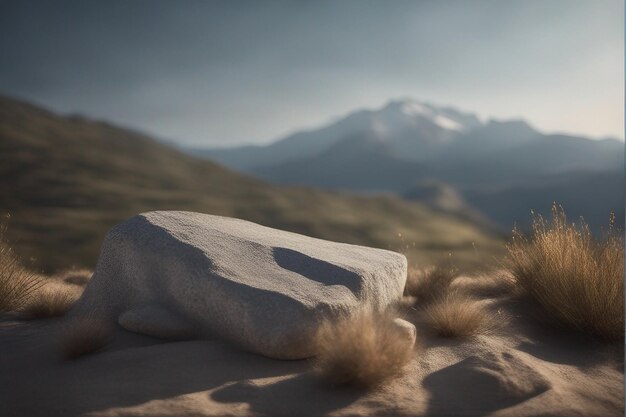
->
[0,274,623,417]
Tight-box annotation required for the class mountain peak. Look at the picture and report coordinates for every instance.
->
[378,98,481,133]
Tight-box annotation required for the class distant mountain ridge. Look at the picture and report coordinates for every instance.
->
[193,99,624,231]
[194,99,484,170]
[0,94,503,272]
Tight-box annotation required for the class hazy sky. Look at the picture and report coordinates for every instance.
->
[0,0,623,146]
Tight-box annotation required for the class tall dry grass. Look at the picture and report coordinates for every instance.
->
[314,309,415,388]
[507,205,624,341]
[0,221,85,318]
[0,223,42,313]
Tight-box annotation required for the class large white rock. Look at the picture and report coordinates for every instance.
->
[72,211,408,359]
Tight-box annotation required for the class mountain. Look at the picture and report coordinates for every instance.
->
[193,99,482,170]
[254,132,426,193]
[194,99,624,232]
[0,95,504,273]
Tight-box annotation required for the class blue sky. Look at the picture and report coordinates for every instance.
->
[0,0,622,146]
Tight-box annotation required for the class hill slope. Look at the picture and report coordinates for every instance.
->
[0,95,503,272]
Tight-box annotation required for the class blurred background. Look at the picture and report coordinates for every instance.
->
[0,0,623,273]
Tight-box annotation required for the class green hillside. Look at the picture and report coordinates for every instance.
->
[0,95,504,273]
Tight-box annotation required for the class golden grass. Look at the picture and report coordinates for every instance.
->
[20,288,79,319]
[0,223,42,313]
[63,317,114,360]
[424,291,496,338]
[314,309,415,388]
[507,205,624,341]
[404,265,459,304]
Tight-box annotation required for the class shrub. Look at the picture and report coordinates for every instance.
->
[507,205,624,341]
[314,309,415,388]
[0,223,42,313]
[62,317,114,359]
[424,291,496,338]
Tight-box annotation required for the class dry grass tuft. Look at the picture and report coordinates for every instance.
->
[63,317,114,360]
[0,223,42,313]
[507,205,624,341]
[20,288,79,319]
[404,264,459,304]
[424,291,497,338]
[314,309,415,388]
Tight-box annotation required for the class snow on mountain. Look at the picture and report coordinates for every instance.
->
[369,99,480,138]
[433,114,463,131]
[399,100,466,131]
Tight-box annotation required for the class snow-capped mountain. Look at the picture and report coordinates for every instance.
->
[374,99,481,134]
[193,99,483,170]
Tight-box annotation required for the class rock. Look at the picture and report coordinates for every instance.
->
[71,211,407,359]
[118,305,195,340]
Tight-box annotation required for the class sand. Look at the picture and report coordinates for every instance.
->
[0,273,623,417]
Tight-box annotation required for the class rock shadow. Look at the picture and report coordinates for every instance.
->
[211,371,362,417]
[272,247,362,292]
[423,355,550,416]
[0,324,309,417]
[516,338,620,368]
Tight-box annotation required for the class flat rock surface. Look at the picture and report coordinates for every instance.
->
[72,211,408,359]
